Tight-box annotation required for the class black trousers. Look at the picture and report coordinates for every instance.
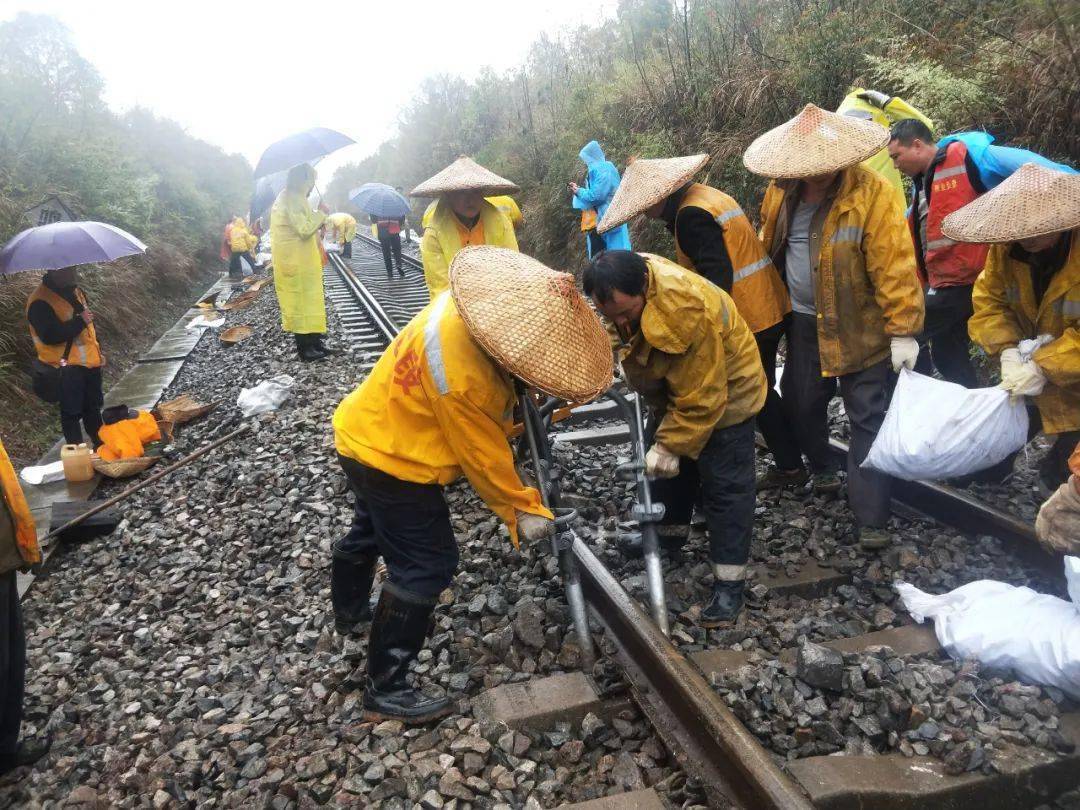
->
[783,313,891,528]
[754,318,803,471]
[337,455,457,599]
[59,366,103,446]
[914,284,977,388]
[586,230,605,258]
[649,417,757,576]
[379,233,402,275]
[0,570,25,756]
[341,240,353,258]
[228,252,258,277]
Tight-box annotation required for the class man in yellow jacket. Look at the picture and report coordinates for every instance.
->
[597,154,803,490]
[584,251,767,626]
[746,104,924,550]
[945,163,1080,491]
[412,156,519,298]
[332,246,611,723]
[326,212,357,259]
[227,216,261,280]
[271,164,329,361]
[0,437,49,775]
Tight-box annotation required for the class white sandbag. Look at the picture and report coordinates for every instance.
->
[187,314,225,330]
[20,460,65,486]
[862,369,1028,481]
[237,375,296,417]
[895,558,1080,699]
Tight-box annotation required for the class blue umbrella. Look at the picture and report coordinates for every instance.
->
[253,127,355,179]
[249,170,289,221]
[349,183,411,218]
[0,221,147,275]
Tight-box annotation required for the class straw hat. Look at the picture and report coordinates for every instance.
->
[449,246,613,402]
[941,163,1080,244]
[597,154,709,234]
[410,156,520,198]
[743,103,890,179]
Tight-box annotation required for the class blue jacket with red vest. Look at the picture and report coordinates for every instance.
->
[909,132,1076,288]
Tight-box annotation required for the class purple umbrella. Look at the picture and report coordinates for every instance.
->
[0,221,147,275]
[253,127,355,180]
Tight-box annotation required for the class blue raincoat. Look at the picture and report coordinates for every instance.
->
[573,141,632,256]
[936,132,1077,193]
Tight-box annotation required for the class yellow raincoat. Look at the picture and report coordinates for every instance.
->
[422,200,437,230]
[229,217,258,252]
[760,167,924,377]
[836,89,932,207]
[270,190,327,334]
[616,254,767,459]
[0,437,40,569]
[486,195,523,227]
[969,231,1080,434]
[419,199,518,298]
[327,212,357,243]
[333,293,551,544]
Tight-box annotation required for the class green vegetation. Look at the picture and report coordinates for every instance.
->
[328,0,1078,269]
[0,13,251,465]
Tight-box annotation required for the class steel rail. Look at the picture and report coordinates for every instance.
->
[327,251,401,344]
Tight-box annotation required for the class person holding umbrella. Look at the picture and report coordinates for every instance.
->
[0,221,146,447]
[411,157,520,298]
[270,163,330,362]
[349,183,412,279]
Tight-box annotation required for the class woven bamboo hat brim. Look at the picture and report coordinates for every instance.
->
[450,246,613,402]
[941,163,1080,244]
[743,103,890,179]
[597,154,709,234]
[410,156,520,198]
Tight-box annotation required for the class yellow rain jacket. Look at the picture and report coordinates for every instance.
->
[97,410,161,462]
[419,199,518,298]
[333,293,551,544]
[0,437,40,569]
[615,254,767,459]
[229,217,258,252]
[422,200,437,230]
[486,196,524,227]
[760,167,924,377]
[969,231,1080,434]
[327,212,357,243]
[270,190,327,334]
[836,89,933,208]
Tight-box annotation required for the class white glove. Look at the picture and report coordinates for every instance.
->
[1000,347,1023,382]
[1035,477,1080,555]
[1000,358,1047,399]
[645,444,680,479]
[889,336,919,372]
[516,511,554,542]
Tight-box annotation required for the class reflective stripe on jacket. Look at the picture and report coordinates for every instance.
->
[969,231,1080,434]
[333,294,551,544]
[0,437,40,569]
[909,140,990,288]
[760,166,924,377]
[25,284,103,368]
[419,199,518,298]
[675,183,791,334]
[618,254,767,459]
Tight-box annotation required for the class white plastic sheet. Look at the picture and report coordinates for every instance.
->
[862,369,1028,481]
[237,375,296,417]
[19,460,65,486]
[896,558,1080,699]
[187,314,225,330]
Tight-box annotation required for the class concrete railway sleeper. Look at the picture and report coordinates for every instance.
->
[329,235,1078,809]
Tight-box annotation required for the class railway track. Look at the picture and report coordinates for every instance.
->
[326,236,1078,809]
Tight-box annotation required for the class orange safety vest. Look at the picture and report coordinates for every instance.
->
[909,140,989,288]
[674,184,791,334]
[26,284,103,368]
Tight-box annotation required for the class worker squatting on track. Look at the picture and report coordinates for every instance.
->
[330,246,612,724]
[326,212,357,259]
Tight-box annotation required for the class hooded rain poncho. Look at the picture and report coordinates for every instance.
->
[573,141,632,256]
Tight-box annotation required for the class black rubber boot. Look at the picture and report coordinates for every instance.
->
[362,584,452,725]
[331,544,378,636]
[314,334,341,356]
[295,334,328,362]
[699,580,744,628]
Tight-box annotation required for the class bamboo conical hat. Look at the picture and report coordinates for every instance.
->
[597,154,709,234]
[743,104,890,179]
[941,163,1080,244]
[410,156,520,198]
[449,246,613,402]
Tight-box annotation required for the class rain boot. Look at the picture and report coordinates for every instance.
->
[362,584,452,725]
[699,579,744,627]
[331,542,378,636]
[296,334,328,362]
